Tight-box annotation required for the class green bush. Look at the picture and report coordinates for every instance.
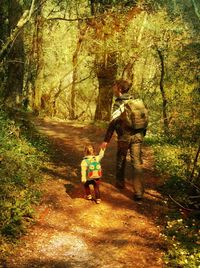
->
[147,134,200,267]
[0,109,47,243]
[163,216,200,268]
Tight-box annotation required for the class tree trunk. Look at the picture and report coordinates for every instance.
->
[0,0,8,99]
[70,23,88,120]
[190,143,200,181]
[0,0,7,51]
[0,0,35,61]
[157,48,169,134]
[32,2,44,113]
[5,0,24,104]
[94,53,117,121]
[89,1,118,121]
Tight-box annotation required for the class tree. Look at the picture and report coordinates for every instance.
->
[4,0,24,104]
[89,4,118,121]
[0,0,36,106]
[70,22,89,119]
[94,52,117,121]
[31,0,44,112]
[157,48,169,134]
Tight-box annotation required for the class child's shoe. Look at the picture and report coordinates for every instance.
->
[133,194,143,201]
[86,194,92,200]
[96,199,101,204]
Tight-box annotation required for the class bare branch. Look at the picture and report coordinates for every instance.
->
[47,17,86,22]
[168,195,193,211]
[28,0,36,20]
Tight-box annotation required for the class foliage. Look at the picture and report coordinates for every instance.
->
[146,134,200,267]
[0,0,200,265]
[150,137,199,204]
[163,215,200,268]
[1,0,199,124]
[0,108,48,252]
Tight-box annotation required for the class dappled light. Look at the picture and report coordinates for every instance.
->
[5,120,165,268]
[1,0,199,267]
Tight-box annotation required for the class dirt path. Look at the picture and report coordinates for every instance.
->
[6,118,167,268]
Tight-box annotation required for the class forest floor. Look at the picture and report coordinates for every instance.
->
[5,118,169,268]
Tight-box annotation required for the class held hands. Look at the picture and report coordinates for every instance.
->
[81,177,86,183]
[100,142,108,150]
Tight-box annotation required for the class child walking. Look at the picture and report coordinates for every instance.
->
[81,144,105,204]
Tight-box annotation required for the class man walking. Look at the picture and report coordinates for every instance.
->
[101,79,148,201]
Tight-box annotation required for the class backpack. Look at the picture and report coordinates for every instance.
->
[85,157,102,179]
[121,98,148,130]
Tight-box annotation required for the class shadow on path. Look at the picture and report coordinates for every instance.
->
[4,118,167,268]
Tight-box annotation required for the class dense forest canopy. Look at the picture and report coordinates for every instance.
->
[0,1,199,173]
[0,0,199,123]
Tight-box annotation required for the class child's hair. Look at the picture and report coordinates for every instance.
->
[84,144,95,156]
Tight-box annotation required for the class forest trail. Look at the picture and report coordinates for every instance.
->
[6,118,168,268]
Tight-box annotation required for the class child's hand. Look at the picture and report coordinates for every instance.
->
[81,177,86,183]
[100,142,108,149]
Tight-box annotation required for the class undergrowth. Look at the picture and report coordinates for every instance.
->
[0,108,50,257]
[146,134,200,268]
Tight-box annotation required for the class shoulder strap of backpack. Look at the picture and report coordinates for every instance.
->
[84,156,97,165]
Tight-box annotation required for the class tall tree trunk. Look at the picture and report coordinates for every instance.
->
[94,53,117,121]
[90,2,118,121]
[70,23,88,120]
[0,0,7,51]
[0,0,8,99]
[157,48,169,134]
[5,0,24,104]
[190,143,200,181]
[122,12,147,90]
[32,2,44,113]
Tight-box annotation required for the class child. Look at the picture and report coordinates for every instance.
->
[81,144,105,204]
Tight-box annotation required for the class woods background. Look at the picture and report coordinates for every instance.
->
[1,0,199,129]
[0,1,199,266]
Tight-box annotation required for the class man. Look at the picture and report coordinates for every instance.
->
[101,79,147,201]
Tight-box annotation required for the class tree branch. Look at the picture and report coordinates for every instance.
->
[191,0,200,20]
[168,195,193,211]
[28,0,36,20]
[0,0,48,61]
[0,1,34,61]
[47,17,86,22]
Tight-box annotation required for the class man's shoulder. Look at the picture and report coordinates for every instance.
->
[114,94,131,106]
[117,93,132,100]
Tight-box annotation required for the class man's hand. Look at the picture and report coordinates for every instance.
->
[100,142,108,149]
